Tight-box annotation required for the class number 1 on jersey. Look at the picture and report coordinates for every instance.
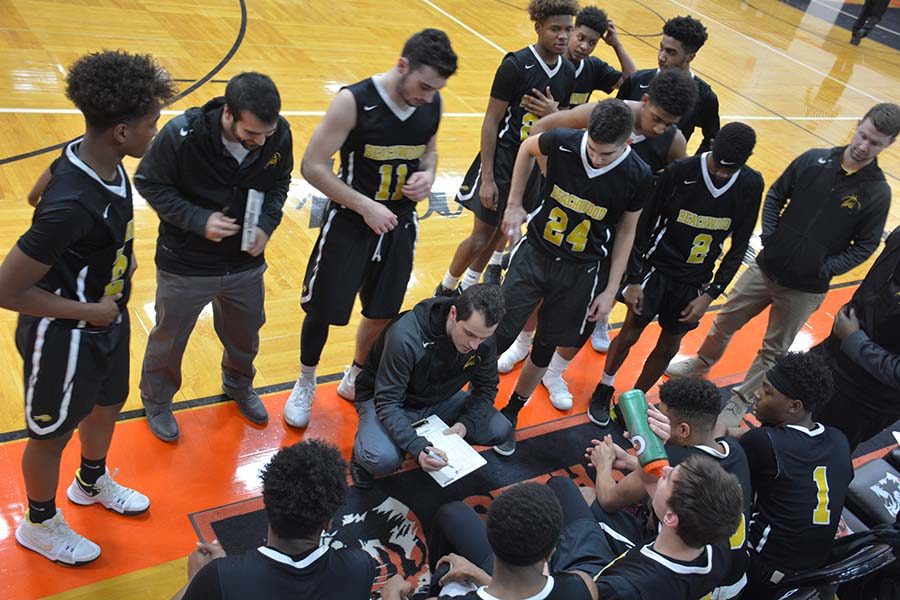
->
[812,466,831,525]
[375,164,409,201]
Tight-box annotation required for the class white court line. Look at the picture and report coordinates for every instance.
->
[664,0,883,103]
[808,0,900,38]
[418,0,507,54]
[0,107,866,121]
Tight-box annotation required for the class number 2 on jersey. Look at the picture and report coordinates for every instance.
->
[374,164,409,201]
[812,466,831,525]
[687,233,713,264]
[543,207,590,252]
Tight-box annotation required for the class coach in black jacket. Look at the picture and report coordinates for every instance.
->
[135,72,293,441]
[351,285,513,488]
[668,103,898,431]
[815,226,900,449]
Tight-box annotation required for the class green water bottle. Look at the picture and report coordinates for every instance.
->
[618,389,668,478]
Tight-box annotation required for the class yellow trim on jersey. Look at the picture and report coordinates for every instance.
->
[675,209,732,231]
[550,184,608,221]
[362,144,426,161]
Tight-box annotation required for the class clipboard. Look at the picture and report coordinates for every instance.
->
[412,415,486,488]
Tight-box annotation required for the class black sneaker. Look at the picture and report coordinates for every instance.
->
[349,453,374,490]
[588,383,615,426]
[493,409,518,456]
[434,283,460,298]
[482,264,503,286]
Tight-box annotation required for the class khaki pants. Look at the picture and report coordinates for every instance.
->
[698,263,826,406]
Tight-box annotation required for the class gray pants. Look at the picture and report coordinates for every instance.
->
[140,264,266,412]
[698,263,826,405]
[354,391,513,478]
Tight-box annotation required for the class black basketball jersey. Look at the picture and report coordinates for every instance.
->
[740,423,853,572]
[527,128,651,263]
[568,56,622,106]
[617,68,719,148]
[214,546,375,600]
[638,154,764,287]
[338,77,441,215]
[631,127,677,174]
[668,439,753,597]
[16,140,134,329]
[595,542,730,599]
[439,572,592,600]
[491,46,576,152]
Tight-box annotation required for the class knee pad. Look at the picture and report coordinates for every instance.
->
[529,339,555,368]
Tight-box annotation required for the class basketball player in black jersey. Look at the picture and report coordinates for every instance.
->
[587,123,764,427]
[0,51,175,565]
[174,440,375,599]
[490,99,651,456]
[382,483,598,600]
[586,378,753,599]
[523,5,636,115]
[435,0,578,297]
[618,16,719,154]
[589,455,741,598]
[285,30,457,427]
[736,352,853,599]
[496,69,697,412]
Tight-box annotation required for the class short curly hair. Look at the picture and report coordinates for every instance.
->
[769,351,834,414]
[663,15,708,54]
[712,122,757,166]
[576,6,609,35]
[659,377,722,436]
[261,439,348,539]
[528,0,580,23]
[487,483,562,566]
[65,50,175,130]
[669,455,743,548]
[647,68,698,118]
[588,98,634,145]
[403,28,458,79]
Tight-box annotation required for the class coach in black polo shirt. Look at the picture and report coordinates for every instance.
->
[617,15,719,153]
[135,72,293,441]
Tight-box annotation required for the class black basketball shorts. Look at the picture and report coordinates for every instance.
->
[454,148,543,227]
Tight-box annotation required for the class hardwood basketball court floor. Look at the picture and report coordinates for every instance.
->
[0,0,898,597]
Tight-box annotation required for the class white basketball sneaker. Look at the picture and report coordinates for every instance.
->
[542,371,574,410]
[590,320,611,353]
[336,366,357,401]
[67,468,150,515]
[15,509,101,566]
[284,378,315,428]
[498,341,530,374]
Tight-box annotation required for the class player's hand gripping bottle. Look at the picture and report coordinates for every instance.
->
[618,389,668,478]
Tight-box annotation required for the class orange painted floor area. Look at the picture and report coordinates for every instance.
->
[0,283,875,599]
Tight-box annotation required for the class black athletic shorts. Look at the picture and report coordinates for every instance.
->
[496,239,608,349]
[619,268,704,335]
[454,148,543,227]
[16,313,130,440]
[301,205,418,325]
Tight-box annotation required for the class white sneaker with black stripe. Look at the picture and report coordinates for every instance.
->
[15,509,101,566]
[67,468,150,515]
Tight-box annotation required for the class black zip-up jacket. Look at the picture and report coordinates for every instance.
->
[756,146,890,293]
[134,98,293,275]
[356,298,499,459]
[817,226,900,406]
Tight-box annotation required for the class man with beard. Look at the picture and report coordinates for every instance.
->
[285,30,457,428]
[136,72,294,441]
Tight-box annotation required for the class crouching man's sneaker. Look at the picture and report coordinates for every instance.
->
[67,468,150,515]
[15,509,101,566]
